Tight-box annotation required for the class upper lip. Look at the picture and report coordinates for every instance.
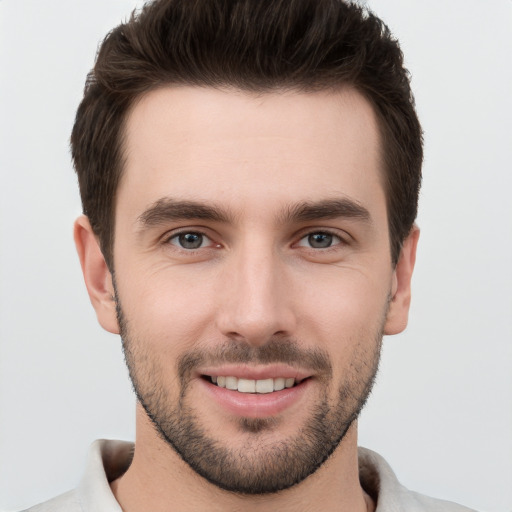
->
[196,364,313,381]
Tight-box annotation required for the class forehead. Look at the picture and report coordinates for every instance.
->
[119,86,384,220]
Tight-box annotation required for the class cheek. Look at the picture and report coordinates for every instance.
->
[118,266,220,350]
[295,267,390,353]
[298,266,390,320]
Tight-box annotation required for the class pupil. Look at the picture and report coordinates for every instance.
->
[179,233,202,249]
[309,233,332,248]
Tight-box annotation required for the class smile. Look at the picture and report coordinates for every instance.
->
[198,369,313,417]
[208,376,302,393]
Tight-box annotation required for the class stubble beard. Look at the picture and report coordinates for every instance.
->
[116,294,384,495]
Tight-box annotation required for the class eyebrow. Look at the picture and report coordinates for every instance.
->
[137,198,233,229]
[280,198,371,224]
[137,196,371,231]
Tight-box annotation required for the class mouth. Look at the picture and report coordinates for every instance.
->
[203,375,308,394]
[198,368,313,418]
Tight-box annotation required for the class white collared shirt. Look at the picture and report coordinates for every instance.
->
[22,439,477,511]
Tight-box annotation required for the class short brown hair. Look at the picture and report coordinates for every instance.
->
[71,0,422,268]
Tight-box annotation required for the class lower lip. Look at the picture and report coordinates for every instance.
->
[199,378,311,418]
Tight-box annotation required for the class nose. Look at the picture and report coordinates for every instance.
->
[215,242,297,346]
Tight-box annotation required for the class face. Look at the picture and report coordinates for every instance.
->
[79,86,416,494]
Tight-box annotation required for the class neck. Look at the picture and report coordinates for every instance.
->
[111,407,373,512]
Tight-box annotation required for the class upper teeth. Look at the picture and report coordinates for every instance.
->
[212,376,296,393]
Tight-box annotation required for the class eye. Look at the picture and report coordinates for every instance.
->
[168,231,212,250]
[297,231,342,249]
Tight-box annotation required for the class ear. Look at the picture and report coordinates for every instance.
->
[74,215,120,334]
[384,226,420,335]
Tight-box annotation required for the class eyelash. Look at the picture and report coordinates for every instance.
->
[165,230,217,251]
[296,230,345,250]
[163,228,348,252]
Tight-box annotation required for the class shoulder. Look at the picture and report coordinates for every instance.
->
[358,447,478,512]
[20,490,82,512]
[19,439,131,512]
[402,489,479,512]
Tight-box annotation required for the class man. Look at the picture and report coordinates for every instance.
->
[23,0,476,510]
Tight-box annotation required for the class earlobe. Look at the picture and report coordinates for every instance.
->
[384,226,420,336]
[74,215,120,334]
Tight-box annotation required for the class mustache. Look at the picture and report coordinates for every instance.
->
[178,337,333,382]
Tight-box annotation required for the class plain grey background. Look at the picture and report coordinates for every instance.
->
[0,1,511,511]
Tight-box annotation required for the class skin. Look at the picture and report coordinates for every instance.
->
[75,86,419,512]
